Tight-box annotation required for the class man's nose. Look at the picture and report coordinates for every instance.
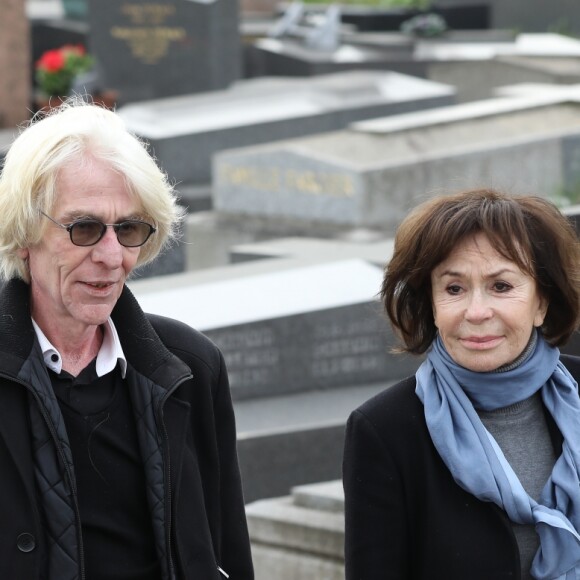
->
[91,226,124,267]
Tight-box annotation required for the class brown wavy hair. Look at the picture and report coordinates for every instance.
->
[382,189,580,354]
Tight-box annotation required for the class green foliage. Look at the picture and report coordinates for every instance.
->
[35,45,93,97]
[551,183,580,208]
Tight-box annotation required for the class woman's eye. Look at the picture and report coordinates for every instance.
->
[446,284,462,295]
[494,282,511,292]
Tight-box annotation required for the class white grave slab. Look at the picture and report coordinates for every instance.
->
[117,70,454,185]
[132,259,382,330]
[130,258,416,399]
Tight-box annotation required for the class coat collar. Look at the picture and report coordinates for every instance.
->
[0,279,37,377]
[0,279,191,390]
[112,285,192,390]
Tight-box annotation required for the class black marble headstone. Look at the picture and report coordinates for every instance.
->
[87,0,241,103]
[204,302,420,401]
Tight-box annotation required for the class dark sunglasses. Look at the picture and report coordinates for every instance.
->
[41,211,156,248]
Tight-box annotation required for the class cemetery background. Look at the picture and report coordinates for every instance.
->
[4,0,580,577]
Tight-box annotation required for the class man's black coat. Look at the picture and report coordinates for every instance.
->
[0,279,253,579]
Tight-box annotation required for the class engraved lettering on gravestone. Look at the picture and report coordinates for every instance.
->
[111,27,186,63]
[211,327,275,350]
[122,4,175,25]
[219,164,354,197]
[111,3,187,65]
[312,336,380,358]
[219,165,281,192]
[313,317,383,340]
[249,349,279,367]
[284,169,354,197]
[311,354,382,379]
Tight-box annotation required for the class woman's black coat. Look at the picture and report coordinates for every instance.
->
[343,355,580,580]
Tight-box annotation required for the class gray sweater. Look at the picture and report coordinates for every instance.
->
[478,393,556,580]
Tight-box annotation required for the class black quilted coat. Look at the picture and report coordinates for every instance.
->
[0,279,253,579]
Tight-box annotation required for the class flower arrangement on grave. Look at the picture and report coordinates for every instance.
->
[35,44,94,98]
[400,12,447,37]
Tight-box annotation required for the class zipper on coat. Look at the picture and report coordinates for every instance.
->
[3,374,86,580]
[218,565,230,578]
[157,374,192,580]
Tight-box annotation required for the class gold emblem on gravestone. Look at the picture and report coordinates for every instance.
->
[110,3,187,65]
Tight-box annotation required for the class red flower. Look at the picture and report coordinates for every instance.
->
[35,44,93,97]
[37,49,65,73]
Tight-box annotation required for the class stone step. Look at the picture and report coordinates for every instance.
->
[246,479,345,580]
[247,495,343,559]
[292,480,344,513]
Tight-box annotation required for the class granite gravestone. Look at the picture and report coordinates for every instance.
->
[87,0,240,103]
[117,70,454,190]
[250,32,580,103]
[248,36,428,79]
[213,92,580,230]
[130,258,418,399]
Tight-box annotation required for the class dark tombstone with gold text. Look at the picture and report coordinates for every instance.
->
[87,0,240,103]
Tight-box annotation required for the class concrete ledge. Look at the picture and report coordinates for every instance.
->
[246,479,345,579]
[292,480,344,513]
[247,496,344,558]
[251,544,344,580]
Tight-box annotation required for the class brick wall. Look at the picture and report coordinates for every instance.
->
[0,0,31,127]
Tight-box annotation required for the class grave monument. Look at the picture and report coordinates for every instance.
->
[213,91,580,231]
[87,0,241,102]
[117,70,455,199]
[250,30,580,103]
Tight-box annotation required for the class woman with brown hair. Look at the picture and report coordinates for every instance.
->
[343,189,580,579]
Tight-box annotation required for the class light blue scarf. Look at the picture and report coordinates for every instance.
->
[416,333,580,580]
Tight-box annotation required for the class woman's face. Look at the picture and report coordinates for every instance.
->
[431,233,548,372]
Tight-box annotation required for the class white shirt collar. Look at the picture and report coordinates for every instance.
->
[31,317,127,378]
